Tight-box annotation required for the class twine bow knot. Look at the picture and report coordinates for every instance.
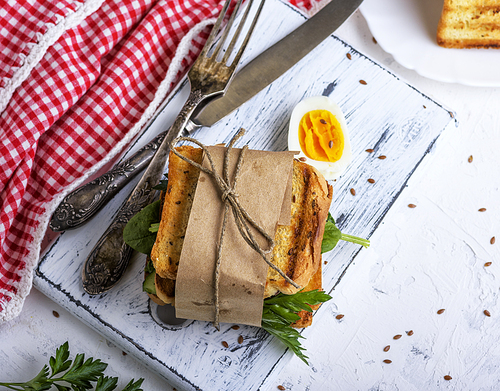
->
[170,129,300,329]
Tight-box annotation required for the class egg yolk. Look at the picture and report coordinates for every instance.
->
[298,110,344,162]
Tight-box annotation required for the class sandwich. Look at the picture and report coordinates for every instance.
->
[123,144,369,363]
[437,0,500,49]
[149,145,331,325]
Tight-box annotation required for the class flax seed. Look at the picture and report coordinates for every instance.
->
[478,208,487,212]
[378,155,386,160]
[383,345,390,352]
[407,330,414,336]
[468,155,473,163]
[368,178,375,184]
[408,204,416,208]
[444,375,452,381]
[383,359,392,364]
[320,119,327,124]
[238,335,244,344]
[393,334,402,340]
[336,314,344,320]
[299,157,307,162]
[231,325,240,330]
[359,80,367,85]
[491,237,496,245]
[346,53,352,60]
[437,309,445,314]
[52,311,59,318]
[278,386,286,391]
[484,310,491,317]
[222,341,229,348]
[485,262,492,267]
[350,188,356,196]
[329,140,333,149]
[365,148,374,153]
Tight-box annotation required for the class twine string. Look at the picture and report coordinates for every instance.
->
[170,129,300,329]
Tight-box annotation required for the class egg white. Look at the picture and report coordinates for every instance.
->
[288,96,352,180]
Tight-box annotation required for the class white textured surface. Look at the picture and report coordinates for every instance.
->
[1,5,500,391]
[360,0,500,87]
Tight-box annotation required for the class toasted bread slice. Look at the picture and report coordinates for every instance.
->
[437,0,500,48]
[264,160,332,297]
[154,274,176,305]
[150,145,203,280]
[291,262,323,328]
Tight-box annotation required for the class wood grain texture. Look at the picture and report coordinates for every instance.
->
[35,0,455,390]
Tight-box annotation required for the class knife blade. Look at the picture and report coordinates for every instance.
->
[193,0,363,127]
[49,0,362,232]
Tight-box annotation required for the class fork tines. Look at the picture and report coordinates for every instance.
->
[202,0,265,69]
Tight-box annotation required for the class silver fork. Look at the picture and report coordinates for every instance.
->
[82,0,265,295]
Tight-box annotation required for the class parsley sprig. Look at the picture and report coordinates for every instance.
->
[261,289,332,365]
[0,342,144,391]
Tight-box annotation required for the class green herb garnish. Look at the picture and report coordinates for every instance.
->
[143,259,157,295]
[152,174,168,191]
[123,198,369,364]
[123,199,161,254]
[321,212,370,253]
[262,289,332,365]
[0,342,144,391]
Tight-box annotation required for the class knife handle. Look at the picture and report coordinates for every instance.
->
[82,91,204,295]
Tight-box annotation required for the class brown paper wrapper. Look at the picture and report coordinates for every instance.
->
[175,146,295,327]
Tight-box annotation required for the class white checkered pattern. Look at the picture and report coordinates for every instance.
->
[0,0,319,322]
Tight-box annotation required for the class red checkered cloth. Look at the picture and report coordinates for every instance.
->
[0,0,323,322]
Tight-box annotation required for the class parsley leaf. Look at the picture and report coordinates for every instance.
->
[49,342,72,377]
[0,342,144,391]
[261,289,332,365]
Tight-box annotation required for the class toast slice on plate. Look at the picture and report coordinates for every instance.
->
[437,0,500,48]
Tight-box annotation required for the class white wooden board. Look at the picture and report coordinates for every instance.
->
[35,0,455,390]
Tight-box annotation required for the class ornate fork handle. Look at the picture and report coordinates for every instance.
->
[49,132,166,232]
[82,91,204,295]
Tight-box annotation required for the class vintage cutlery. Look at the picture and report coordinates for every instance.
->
[50,0,363,232]
[82,0,265,294]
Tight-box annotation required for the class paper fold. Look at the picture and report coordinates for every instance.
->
[175,146,295,326]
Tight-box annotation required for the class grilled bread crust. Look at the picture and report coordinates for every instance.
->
[150,147,333,327]
[291,262,322,328]
[150,145,203,280]
[153,274,176,305]
[437,0,500,48]
[264,160,332,297]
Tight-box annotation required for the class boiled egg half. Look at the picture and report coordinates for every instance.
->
[288,96,352,180]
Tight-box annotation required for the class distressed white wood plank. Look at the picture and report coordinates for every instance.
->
[34,0,454,390]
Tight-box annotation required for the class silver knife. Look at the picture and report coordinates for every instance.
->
[49,0,362,233]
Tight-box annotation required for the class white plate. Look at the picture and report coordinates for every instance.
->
[360,0,500,87]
